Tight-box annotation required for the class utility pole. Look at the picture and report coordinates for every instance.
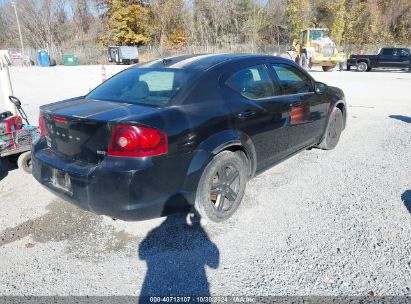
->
[0,55,16,114]
[11,1,25,59]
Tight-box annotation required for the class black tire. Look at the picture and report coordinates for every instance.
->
[322,65,335,72]
[356,61,368,72]
[299,53,309,70]
[318,108,343,150]
[17,151,32,174]
[366,67,372,71]
[195,151,247,222]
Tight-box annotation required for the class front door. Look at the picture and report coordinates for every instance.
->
[398,49,411,68]
[270,63,329,151]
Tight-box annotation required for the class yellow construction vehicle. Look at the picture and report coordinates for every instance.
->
[294,28,343,71]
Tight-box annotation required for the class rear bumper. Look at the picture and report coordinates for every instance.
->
[32,142,192,221]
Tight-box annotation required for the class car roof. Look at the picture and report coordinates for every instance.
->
[136,53,292,71]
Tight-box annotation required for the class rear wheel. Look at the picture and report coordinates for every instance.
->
[322,65,335,72]
[356,62,368,72]
[195,151,247,222]
[17,151,32,174]
[318,108,343,150]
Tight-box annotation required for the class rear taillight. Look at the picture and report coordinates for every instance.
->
[108,125,168,157]
[39,114,47,137]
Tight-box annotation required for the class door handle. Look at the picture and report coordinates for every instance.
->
[238,110,256,119]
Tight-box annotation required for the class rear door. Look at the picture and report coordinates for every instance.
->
[270,63,328,151]
[223,63,291,169]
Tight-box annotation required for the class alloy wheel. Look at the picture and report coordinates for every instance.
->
[357,62,367,72]
[209,164,240,213]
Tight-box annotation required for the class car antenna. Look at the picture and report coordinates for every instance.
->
[152,45,172,65]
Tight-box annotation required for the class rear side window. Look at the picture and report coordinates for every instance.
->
[382,48,395,56]
[226,65,276,99]
[86,68,191,106]
[272,64,313,95]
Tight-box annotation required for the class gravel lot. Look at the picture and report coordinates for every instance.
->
[0,65,410,297]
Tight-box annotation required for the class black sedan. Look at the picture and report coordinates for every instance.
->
[32,54,347,222]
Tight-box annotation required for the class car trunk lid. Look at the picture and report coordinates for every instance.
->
[41,98,158,164]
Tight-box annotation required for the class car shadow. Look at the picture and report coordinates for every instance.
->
[0,157,18,182]
[0,198,219,298]
[308,70,341,73]
[401,190,411,214]
[0,170,7,181]
[368,69,410,73]
[389,115,411,124]
[138,214,219,301]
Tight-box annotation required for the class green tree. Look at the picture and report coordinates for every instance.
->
[313,0,346,45]
[99,0,155,46]
[286,0,313,41]
[150,0,188,51]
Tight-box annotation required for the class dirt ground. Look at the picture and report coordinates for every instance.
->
[0,65,410,296]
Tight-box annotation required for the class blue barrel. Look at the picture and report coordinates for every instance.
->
[37,50,49,67]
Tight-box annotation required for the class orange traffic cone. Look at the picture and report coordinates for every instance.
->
[101,64,107,82]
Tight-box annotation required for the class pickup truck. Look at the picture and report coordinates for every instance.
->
[347,47,411,72]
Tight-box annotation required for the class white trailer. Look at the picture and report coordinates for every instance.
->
[108,46,139,65]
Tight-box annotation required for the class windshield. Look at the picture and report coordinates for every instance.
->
[310,30,328,40]
[86,68,193,106]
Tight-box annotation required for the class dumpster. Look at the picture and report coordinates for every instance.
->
[37,50,49,67]
[62,54,79,66]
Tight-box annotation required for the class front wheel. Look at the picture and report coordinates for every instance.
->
[317,108,343,150]
[195,151,247,222]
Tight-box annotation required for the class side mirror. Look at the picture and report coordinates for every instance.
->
[314,82,328,95]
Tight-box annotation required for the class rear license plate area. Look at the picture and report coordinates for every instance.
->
[51,168,72,194]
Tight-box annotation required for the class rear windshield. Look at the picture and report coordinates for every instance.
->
[86,68,192,106]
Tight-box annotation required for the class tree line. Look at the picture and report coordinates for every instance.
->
[0,0,410,57]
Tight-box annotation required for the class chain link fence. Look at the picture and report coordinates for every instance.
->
[8,43,411,66]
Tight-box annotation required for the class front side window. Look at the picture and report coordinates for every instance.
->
[400,49,410,56]
[226,65,276,99]
[86,68,192,106]
[272,64,313,95]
